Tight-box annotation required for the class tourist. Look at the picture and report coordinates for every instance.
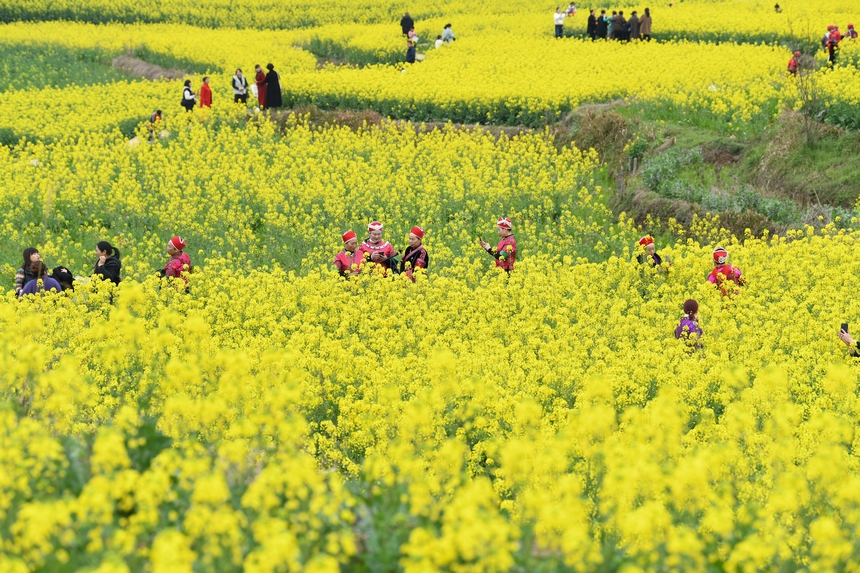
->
[232,69,249,104]
[254,64,267,108]
[181,80,196,112]
[14,247,41,296]
[199,77,212,108]
[264,64,283,109]
[93,241,122,285]
[707,246,745,296]
[400,12,414,36]
[442,23,456,43]
[674,299,703,341]
[640,8,652,41]
[20,262,61,295]
[554,7,567,38]
[587,10,597,40]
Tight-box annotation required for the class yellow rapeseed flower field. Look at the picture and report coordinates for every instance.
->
[2,0,860,570]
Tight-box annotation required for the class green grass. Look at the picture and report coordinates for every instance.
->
[0,41,126,92]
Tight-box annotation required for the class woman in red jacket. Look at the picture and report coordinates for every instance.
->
[199,77,212,108]
[254,64,267,108]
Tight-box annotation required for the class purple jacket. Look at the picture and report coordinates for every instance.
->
[20,277,62,295]
[674,318,702,339]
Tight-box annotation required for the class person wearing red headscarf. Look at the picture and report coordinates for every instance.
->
[163,236,192,286]
[480,217,517,272]
[334,230,363,277]
[707,246,744,296]
[401,226,429,281]
[846,23,858,39]
[636,235,664,267]
[788,51,800,75]
[358,221,397,273]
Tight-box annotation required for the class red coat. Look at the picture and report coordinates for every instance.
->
[493,235,517,271]
[165,252,192,283]
[357,239,396,272]
[788,57,798,74]
[199,83,212,108]
[334,249,362,276]
[255,71,267,108]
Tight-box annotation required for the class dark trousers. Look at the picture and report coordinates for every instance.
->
[555,24,563,38]
[642,34,651,41]
[234,94,248,104]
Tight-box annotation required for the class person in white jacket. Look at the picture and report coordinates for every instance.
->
[554,8,567,38]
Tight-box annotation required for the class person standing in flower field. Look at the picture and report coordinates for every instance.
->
[401,226,429,281]
[162,236,192,287]
[199,77,212,108]
[181,80,196,112]
[400,12,414,36]
[264,64,283,109]
[788,51,800,75]
[405,39,417,64]
[359,221,397,273]
[232,69,249,104]
[480,217,517,273]
[587,10,597,40]
[554,7,567,38]
[708,246,745,296]
[334,230,363,277]
[846,24,858,40]
[639,8,652,41]
[442,23,455,43]
[93,241,122,285]
[674,299,703,344]
[254,64,267,108]
[636,235,666,269]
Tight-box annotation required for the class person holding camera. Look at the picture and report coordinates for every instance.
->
[838,325,860,357]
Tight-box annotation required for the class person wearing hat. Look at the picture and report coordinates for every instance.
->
[480,217,517,273]
[162,236,192,286]
[636,235,664,267]
[827,25,842,65]
[787,51,800,75]
[358,221,397,273]
[707,246,745,296]
[846,23,858,40]
[401,226,429,281]
[674,299,703,345]
[334,230,363,277]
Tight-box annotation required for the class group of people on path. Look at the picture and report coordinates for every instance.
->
[179,64,283,112]
[400,12,456,64]
[14,237,192,297]
[334,217,517,280]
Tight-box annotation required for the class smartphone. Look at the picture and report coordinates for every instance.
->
[842,323,849,334]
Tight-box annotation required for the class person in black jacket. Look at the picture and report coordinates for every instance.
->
[596,10,608,39]
[587,10,597,40]
[405,39,417,64]
[94,241,122,285]
[400,12,414,36]
[264,63,283,109]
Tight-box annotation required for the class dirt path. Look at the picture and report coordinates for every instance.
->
[111,55,186,81]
